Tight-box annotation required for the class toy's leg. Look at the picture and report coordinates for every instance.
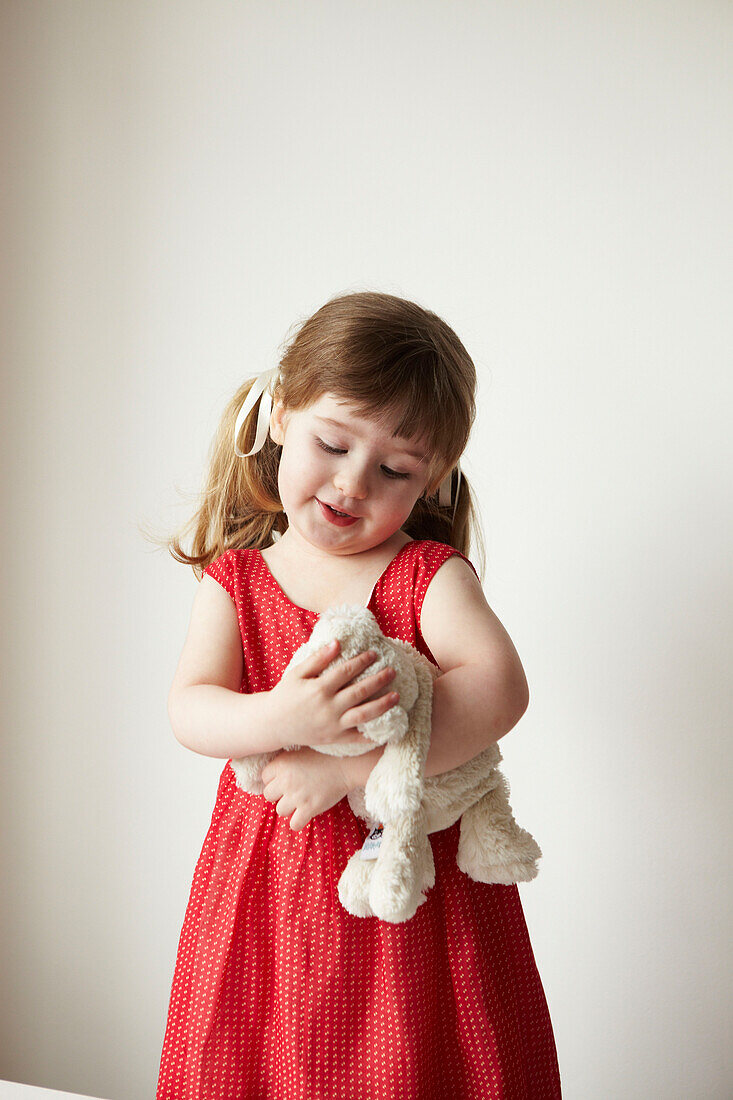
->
[368,810,433,924]
[338,853,377,918]
[456,773,542,885]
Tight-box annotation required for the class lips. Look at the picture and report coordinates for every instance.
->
[316,498,359,526]
[321,501,355,518]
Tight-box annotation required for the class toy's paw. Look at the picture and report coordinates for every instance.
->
[338,853,376,918]
[370,884,429,925]
[457,851,540,885]
[368,822,434,924]
[456,815,542,885]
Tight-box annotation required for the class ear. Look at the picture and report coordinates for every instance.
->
[269,400,289,446]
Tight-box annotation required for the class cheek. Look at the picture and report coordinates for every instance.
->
[300,450,328,485]
[399,482,425,515]
[379,484,416,522]
[280,446,325,494]
[397,477,421,501]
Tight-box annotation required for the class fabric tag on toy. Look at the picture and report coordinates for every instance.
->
[359,823,384,860]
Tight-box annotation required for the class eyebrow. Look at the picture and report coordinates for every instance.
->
[314,415,427,462]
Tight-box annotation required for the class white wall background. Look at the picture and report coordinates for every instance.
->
[2,2,731,1098]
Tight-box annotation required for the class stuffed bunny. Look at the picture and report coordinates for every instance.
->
[231,605,541,923]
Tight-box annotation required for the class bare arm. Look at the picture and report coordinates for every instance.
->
[427,662,526,773]
[341,554,530,791]
[169,684,284,759]
[168,575,282,759]
[341,661,527,789]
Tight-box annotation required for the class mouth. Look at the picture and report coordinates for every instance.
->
[322,501,355,517]
[316,498,359,526]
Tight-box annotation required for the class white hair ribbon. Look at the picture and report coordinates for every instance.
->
[438,463,462,520]
[233,367,280,458]
[233,366,462,521]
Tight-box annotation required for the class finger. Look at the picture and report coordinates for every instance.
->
[341,726,371,744]
[262,779,279,802]
[340,689,400,731]
[338,665,395,708]
[322,649,379,689]
[299,639,342,677]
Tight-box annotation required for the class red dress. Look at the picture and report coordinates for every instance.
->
[156,539,561,1099]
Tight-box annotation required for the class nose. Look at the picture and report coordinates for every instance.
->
[333,460,369,501]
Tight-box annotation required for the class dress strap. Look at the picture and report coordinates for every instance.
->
[413,541,480,628]
[202,549,239,600]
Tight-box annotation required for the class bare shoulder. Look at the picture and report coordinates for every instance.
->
[169,573,243,698]
[419,555,529,705]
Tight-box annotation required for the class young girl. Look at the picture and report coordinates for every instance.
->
[155,291,561,1099]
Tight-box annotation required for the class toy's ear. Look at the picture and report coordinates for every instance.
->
[316,604,379,637]
[325,603,377,623]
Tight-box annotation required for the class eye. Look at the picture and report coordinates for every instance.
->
[315,438,346,455]
[315,438,411,480]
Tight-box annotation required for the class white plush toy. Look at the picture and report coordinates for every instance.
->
[232,605,542,924]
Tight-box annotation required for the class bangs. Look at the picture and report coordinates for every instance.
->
[332,381,458,480]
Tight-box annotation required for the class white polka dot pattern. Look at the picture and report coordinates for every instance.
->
[156,540,561,1098]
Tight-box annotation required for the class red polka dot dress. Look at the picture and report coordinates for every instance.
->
[156,539,561,1099]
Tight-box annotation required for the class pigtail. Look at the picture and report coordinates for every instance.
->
[403,464,486,585]
[158,378,286,578]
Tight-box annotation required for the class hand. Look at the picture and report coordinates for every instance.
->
[269,639,399,750]
[260,747,351,831]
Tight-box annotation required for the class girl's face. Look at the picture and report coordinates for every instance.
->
[269,392,433,558]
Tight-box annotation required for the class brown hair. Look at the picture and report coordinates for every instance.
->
[152,290,486,581]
